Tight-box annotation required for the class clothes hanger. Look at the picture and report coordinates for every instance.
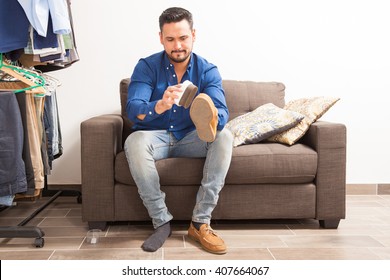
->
[41,72,62,92]
[0,53,46,96]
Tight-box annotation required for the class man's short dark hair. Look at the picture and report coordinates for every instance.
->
[159,7,193,31]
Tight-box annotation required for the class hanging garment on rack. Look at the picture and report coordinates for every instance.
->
[0,195,14,206]
[0,0,30,53]
[0,91,28,196]
[0,89,37,196]
[25,92,45,190]
[1,57,63,198]
[1,56,47,197]
[0,0,79,70]
[17,0,71,37]
[51,91,63,160]
[25,26,66,63]
[44,89,63,169]
[15,92,36,195]
[35,94,51,176]
[33,16,59,50]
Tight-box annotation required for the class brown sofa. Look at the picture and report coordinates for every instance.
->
[81,79,346,230]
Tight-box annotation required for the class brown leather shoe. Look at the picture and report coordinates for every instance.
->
[188,223,227,254]
[189,94,218,142]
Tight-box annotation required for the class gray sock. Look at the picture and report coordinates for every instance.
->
[192,221,204,231]
[141,222,171,252]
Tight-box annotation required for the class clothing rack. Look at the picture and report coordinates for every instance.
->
[1,0,79,249]
[0,189,63,248]
[0,175,82,248]
[0,68,67,248]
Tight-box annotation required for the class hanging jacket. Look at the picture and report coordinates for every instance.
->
[0,0,30,53]
[0,91,28,196]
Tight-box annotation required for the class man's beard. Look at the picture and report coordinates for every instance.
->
[167,50,191,63]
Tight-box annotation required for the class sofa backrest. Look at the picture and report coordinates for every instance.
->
[119,78,286,133]
[222,80,285,120]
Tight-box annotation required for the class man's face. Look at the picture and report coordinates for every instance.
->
[160,20,195,64]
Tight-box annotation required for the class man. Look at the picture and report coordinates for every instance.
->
[124,7,233,254]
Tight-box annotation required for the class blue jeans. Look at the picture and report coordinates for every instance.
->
[124,128,233,228]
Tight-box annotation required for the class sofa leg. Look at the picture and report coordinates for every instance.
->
[319,219,340,229]
[88,221,107,230]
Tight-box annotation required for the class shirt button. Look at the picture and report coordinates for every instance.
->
[149,111,152,115]
[173,74,176,77]
[170,125,173,129]
[173,110,176,113]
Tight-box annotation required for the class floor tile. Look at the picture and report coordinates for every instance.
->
[164,247,274,260]
[221,235,287,248]
[79,235,185,250]
[371,235,390,247]
[279,235,385,248]
[205,224,294,236]
[0,250,54,260]
[1,194,390,260]
[38,217,87,227]
[38,226,90,237]
[50,248,162,260]
[270,248,381,260]
[0,237,84,250]
[368,247,390,259]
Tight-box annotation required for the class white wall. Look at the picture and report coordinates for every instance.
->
[48,0,390,185]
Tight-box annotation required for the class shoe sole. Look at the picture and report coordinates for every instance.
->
[188,233,227,255]
[190,94,217,142]
[179,84,198,109]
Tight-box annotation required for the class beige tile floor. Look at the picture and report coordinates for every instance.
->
[1,194,390,260]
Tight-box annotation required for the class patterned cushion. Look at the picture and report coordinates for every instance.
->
[225,103,305,147]
[268,96,340,145]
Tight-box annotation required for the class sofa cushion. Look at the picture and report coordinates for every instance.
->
[226,143,317,184]
[223,80,286,120]
[115,143,317,186]
[225,103,305,147]
[268,96,340,145]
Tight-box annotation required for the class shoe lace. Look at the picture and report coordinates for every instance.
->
[204,225,218,237]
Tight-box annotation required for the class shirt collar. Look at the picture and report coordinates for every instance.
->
[163,51,193,71]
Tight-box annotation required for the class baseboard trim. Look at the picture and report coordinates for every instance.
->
[44,184,81,197]
[346,184,390,195]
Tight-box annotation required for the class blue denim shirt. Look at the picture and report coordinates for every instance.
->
[126,51,229,140]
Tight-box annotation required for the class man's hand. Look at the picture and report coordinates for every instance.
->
[155,85,182,114]
[136,85,182,120]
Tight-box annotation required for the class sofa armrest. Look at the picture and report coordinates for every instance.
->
[80,114,123,222]
[300,121,347,223]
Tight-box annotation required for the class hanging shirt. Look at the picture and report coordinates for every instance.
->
[17,0,71,37]
[0,0,30,53]
[127,51,229,141]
